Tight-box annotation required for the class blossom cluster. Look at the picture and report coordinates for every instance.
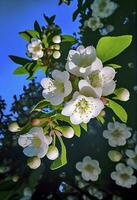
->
[41,45,116,124]
[84,0,118,32]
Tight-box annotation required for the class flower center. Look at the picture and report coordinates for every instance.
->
[33,45,41,53]
[89,70,103,87]
[84,164,94,173]
[111,128,123,139]
[120,173,129,181]
[33,136,42,148]
[99,1,107,12]
[55,81,65,93]
[133,155,137,164]
[75,98,90,115]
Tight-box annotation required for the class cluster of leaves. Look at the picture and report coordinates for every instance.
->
[9,15,77,80]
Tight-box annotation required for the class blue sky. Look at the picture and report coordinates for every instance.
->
[0,0,79,112]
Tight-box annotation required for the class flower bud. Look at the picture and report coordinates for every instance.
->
[114,88,130,101]
[47,145,59,160]
[50,44,60,50]
[12,175,19,182]
[27,157,41,169]
[52,35,61,44]
[108,150,122,162]
[8,122,20,132]
[31,119,41,126]
[53,51,61,59]
[57,126,74,138]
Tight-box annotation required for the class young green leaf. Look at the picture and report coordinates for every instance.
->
[13,66,28,75]
[80,123,87,131]
[19,32,31,41]
[96,35,132,62]
[31,99,49,112]
[62,35,77,44]
[108,64,122,69]
[50,136,67,170]
[106,99,128,123]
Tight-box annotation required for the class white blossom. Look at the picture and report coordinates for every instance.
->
[126,145,137,170]
[27,38,43,60]
[79,66,116,98]
[62,91,104,125]
[18,127,52,158]
[111,163,137,188]
[85,17,103,31]
[41,70,72,105]
[91,0,118,19]
[53,50,61,59]
[103,121,132,147]
[65,45,103,77]
[76,156,101,181]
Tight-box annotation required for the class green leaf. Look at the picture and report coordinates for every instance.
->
[55,114,81,137]
[80,123,87,131]
[13,66,29,75]
[26,30,40,38]
[62,35,77,44]
[50,136,67,170]
[19,32,31,41]
[31,99,49,112]
[34,20,41,33]
[107,99,128,123]
[108,64,122,69]
[96,35,132,62]
[9,55,31,65]
[96,115,105,124]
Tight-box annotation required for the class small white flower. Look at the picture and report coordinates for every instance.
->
[18,127,52,158]
[41,70,72,105]
[103,121,132,147]
[62,91,104,125]
[126,145,137,170]
[65,45,103,77]
[91,0,118,19]
[111,163,137,188]
[27,38,43,60]
[76,156,101,181]
[86,17,103,31]
[79,66,116,98]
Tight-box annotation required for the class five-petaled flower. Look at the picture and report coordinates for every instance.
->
[91,0,118,19]
[18,127,52,158]
[62,91,104,124]
[126,145,137,170]
[111,163,137,188]
[41,70,72,105]
[65,45,102,77]
[103,121,132,147]
[76,156,101,181]
[79,66,116,98]
[27,38,43,60]
[84,17,103,31]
